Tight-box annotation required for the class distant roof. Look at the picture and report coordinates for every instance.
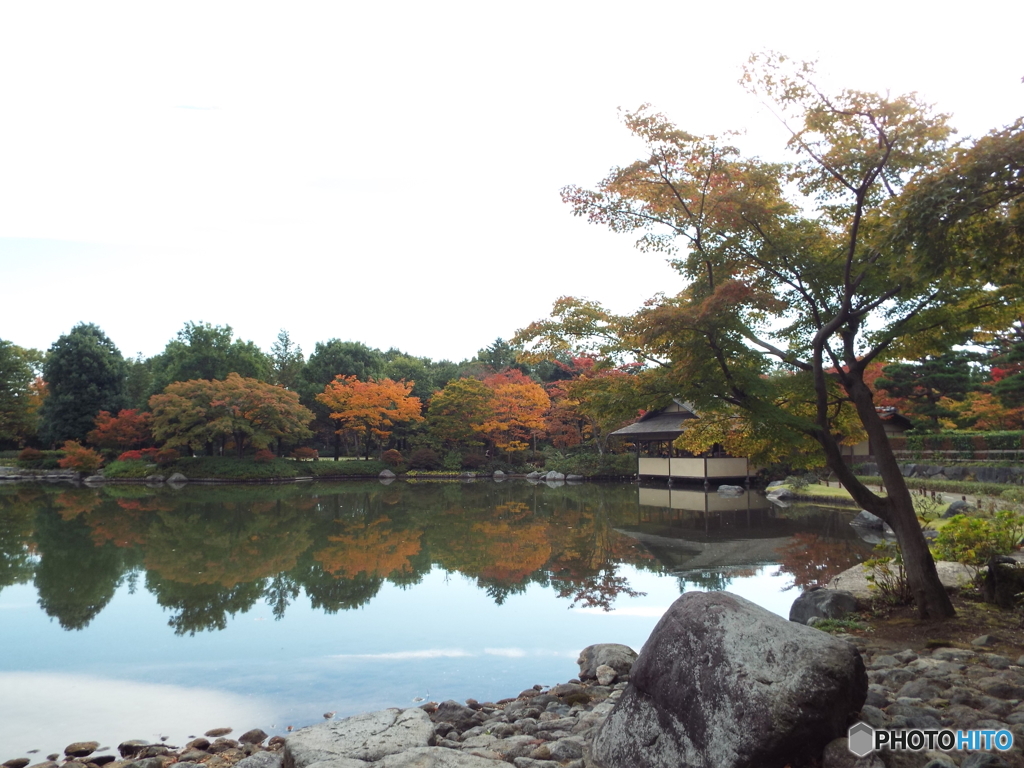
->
[877,407,914,430]
[609,401,697,440]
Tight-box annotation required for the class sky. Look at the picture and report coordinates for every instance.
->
[1,1,1021,365]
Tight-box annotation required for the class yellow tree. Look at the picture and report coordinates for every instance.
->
[316,376,423,459]
[426,377,494,450]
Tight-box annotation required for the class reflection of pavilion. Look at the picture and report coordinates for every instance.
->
[609,400,749,483]
[617,486,805,579]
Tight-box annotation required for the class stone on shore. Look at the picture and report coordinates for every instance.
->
[591,591,867,768]
[577,644,637,681]
[789,588,859,625]
[828,561,973,599]
[64,742,100,758]
[284,707,433,767]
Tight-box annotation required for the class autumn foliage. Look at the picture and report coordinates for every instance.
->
[87,409,152,451]
[57,440,104,473]
[316,376,423,457]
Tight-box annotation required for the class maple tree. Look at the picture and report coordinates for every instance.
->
[520,54,1024,618]
[426,377,494,450]
[316,376,424,459]
[479,370,549,456]
[87,409,152,452]
[57,441,104,474]
[149,374,314,457]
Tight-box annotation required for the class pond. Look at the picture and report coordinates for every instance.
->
[0,479,872,756]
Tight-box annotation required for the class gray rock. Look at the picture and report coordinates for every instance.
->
[717,485,744,495]
[789,588,859,625]
[118,741,149,758]
[591,591,867,768]
[961,753,1011,768]
[596,664,617,686]
[167,472,188,485]
[577,643,638,681]
[896,677,949,700]
[767,488,796,500]
[821,738,884,768]
[942,499,970,518]
[492,470,505,478]
[144,474,165,484]
[766,480,785,488]
[433,700,481,730]
[851,510,885,530]
[234,756,283,768]
[284,707,432,767]
[379,469,396,479]
[83,474,106,484]
[377,748,512,767]
[239,728,269,744]
[545,471,565,481]
[972,634,1000,647]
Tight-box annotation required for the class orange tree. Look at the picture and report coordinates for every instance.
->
[479,370,549,457]
[149,374,314,457]
[316,376,423,459]
[87,409,152,452]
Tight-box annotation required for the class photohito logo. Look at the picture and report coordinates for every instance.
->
[848,722,1014,756]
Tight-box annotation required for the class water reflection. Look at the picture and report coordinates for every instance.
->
[0,480,872,635]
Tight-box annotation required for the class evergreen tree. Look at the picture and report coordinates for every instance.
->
[39,323,127,445]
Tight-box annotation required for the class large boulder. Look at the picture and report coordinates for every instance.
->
[590,591,867,768]
[577,643,638,681]
[283,708,432,768]
[789,588,859,625]
[942,499,971,518]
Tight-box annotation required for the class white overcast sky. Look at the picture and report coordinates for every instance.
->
[1,1,1021,364]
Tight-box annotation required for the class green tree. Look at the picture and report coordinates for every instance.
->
[0,340,41,447]
[523,55,1024,618]
[39,323,128,446]
[151,322,271,391]
[875,351,984,429]
[270,329,305,390]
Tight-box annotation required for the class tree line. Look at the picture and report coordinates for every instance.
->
[0,322,643,468]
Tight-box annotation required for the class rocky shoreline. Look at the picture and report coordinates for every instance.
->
[7,628,1024,768]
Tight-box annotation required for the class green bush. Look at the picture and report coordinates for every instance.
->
[103,459,156,479]
[931,511,1024,578]
[543,451,635,478]
[305,459,388,477]
[17,448,63,470]
[1000,488,1024,504]
[164,456,302,480]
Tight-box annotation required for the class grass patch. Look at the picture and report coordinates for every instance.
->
[103,459,157,479]
[165,456,303,480]
[813,617,869,633]
[305,459,388,477]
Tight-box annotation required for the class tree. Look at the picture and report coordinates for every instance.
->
[0,340,41,447]
[479,370,549,456]
[875,351,983,429]
[426,377,495,449]
[521,55,1024,618]
[270,329,305,390]
[150,321,271,392]
[39,323,128,446]
[316,376,424,459]
[149,374,314,457]
[87,409,152,452]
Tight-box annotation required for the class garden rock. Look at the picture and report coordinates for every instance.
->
[851,510,886,530]
[545,471,565,481]
[577,643,638,681]
[380,469,396,479]
[717,485,744,495]
[591,591,867,768]
[789,588,859,625]
[942,499,970,518]
[167,472,188,485]
[284,707,433,767]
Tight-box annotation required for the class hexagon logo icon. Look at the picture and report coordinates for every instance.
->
[848,722,875,757]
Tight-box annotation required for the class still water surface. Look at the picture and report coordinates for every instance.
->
[0,479,871,756]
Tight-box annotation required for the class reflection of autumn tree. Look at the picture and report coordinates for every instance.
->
[53,489,103,520]
[0,487,39,589]
[146,571,266,635]
[143,504,312,588]
[774,530,871,591]
[314,516,422,580]
[33,508,125,630]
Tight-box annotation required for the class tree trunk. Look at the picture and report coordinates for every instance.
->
[333,429,341,461]
[825,376,955,619]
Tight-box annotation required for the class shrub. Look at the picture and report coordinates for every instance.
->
[117,450,144,462]
[18,447,42,463]
[441,450,462,472]
[254,449,276,463]
[154,448,180,467]
[103,459,155,479]
[408,448,443,470]
[862,541,912,605]
[1001,488,1024,504]
[291,447,319,461]
[381,449,403,467]
[57,441,104,474]
[461,453,488,469]
[140,447,160,460]
[932,511,1024,579]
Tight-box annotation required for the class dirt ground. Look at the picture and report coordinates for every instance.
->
[846,591,1024,657]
